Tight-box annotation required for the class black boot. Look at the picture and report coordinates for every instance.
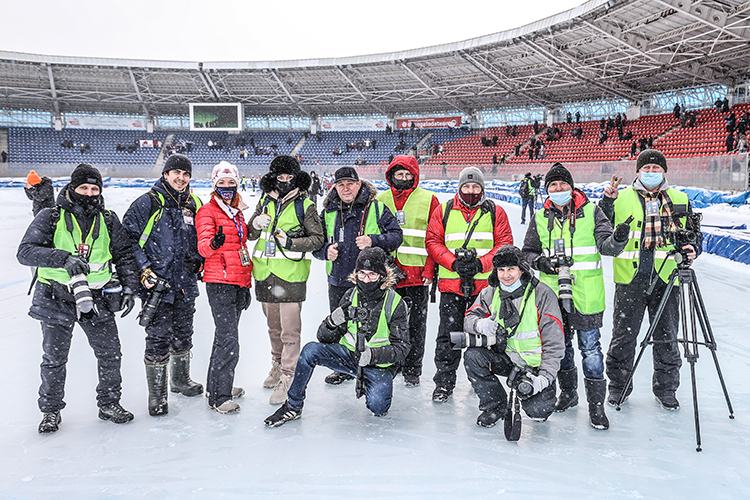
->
[170,351,204,397]
[585,377,609,430]
[554,367,579,412]
[146,362,169,416]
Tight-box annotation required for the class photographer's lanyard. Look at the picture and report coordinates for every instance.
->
[547,203,575,259]
[66,211,100,260]
[462,206,487,249]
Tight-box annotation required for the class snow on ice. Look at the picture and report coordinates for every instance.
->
[0,185,748,499]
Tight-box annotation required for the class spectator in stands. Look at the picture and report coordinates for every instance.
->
[534,121,540,134]
[528,146,534,160]
[567,112,572,124]
[410,122,416,136]
[727,112,737,134]
[599,118,606,130]
[631,141,637,157]
[722,98,730,113]
[688,112,696,128]
[500,154,506,164]
[607,117,615,131]
[1,150,7,162]
[506,125,511,137]
[673,103,681,119]
[647,136,654,149]
[575,111,581,123]
[737,134,748,153]
[715,98,724,112]
[598,130,608,144]
[515,144,521,156]
[24,170,55,217]
[512,125,517,137]
[492,135,498,147]
[492,153,498,164]
[726,132,735,152]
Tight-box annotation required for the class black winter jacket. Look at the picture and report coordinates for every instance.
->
[17,185,139,326]
[24,177,55,217]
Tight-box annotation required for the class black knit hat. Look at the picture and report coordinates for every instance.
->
[162,154,193,176]
[70,163,102,190]
[636,149,668,172]
[544,162,574,191]
[334,166,359,183]
[355,247,388,277]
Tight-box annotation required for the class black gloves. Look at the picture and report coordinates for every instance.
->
[121,288,136,318]
[184,255,203,274]
[211,226,225,250]
[63,255,90,277]
[535,256,558,275]
[453,257,483,277]
[613,217,634,243]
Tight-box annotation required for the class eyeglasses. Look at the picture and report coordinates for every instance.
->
[356,271,381,282]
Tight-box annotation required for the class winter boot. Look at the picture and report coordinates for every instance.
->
[146,362,169,416]
[211,400,240,414]
[263,360,282,388]
[324,371,355,385]
[38,411,61,434]
[584,378,609,430]
[554,367,579,412]
[269,375,293,405]
[264,402,302,427]
[170,351,204,397]
[98,403,135,424]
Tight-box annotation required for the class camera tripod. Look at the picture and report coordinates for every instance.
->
[615,253,734,451]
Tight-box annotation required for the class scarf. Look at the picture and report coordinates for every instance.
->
[637,189,675,249]
[496,281,528,330]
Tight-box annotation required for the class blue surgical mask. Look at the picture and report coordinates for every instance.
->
[500,279,523,292]
[640,172,663,188]
[216,186,237,201]
[548,190,572,207]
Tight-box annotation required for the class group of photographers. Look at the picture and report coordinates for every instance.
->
[18,148,699,440]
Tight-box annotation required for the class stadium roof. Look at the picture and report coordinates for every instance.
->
[1,0,749,119]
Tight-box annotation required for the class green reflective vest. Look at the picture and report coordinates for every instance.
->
[438,202,494,281]
[341,288,401,368]
[324,200,386,275]
[376,187,434,267]
[612,187,689,285]
[535,202,605,315]
[521,178,536,197]
[252,195,314,283]
[491,285,541,368]
[138,191,202,249]
[38,209,113,289]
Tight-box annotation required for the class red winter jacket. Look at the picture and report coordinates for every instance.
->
[425,193,513,295]
[196,196,253,287]
[384,156,441,288]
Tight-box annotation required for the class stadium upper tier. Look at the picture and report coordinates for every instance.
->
[2,0,750,118]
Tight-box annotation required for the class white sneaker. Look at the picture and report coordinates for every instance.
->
[269,375,293,405]
[211,400,240,414]
[263,361,282,388]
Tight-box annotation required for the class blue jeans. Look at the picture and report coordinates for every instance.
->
[521,197,535,223]
[560,327,605,379]
[287,342,394,416]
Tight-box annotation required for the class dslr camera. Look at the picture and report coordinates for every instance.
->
[507,365,534,398]
[454,247,478,297]
[138,277,171,327]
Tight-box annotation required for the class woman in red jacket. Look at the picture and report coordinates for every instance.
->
[197,161,253,414]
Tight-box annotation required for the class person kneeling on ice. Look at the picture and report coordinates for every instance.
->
[264,247,410,427]
[459,245,564,434]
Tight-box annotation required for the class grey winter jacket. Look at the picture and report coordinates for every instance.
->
[464,280,564,383]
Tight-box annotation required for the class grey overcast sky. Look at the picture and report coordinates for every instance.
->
[1,0,586,62]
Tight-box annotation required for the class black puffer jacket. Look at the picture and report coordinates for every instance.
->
[24,177,55,217]
[17,185,139,326]
[316,269,410,371]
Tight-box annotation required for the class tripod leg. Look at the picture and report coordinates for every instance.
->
[689,358,702,452]
[616,271,679,410]
[689,275,735,418]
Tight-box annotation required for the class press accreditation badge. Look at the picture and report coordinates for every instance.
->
[396,210,406,226]
[339,228,345,243]
[646,200,660,217]
[264,240,276,258]
[239,247,251,266]
[77,243,91,261]
[182,208,194,226]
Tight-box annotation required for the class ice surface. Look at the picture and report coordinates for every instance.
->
[1,186,748,499]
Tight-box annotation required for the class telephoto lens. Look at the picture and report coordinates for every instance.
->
[557,263,574,313]
[70,274,96,318]
[138,278,170,327]
[449,331,496,350]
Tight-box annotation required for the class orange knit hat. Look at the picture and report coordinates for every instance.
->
[26,170,42,186]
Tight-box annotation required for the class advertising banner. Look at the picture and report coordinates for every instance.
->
[397,116,462,129]
[139,140,157,148]
[319,119,388,131]
[66,115,147,130]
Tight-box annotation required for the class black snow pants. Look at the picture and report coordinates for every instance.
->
[205,283,246,408]
[433,292,472,390]
[395,285,429,378]
[144,289,196,363]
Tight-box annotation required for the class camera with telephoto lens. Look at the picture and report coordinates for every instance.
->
[138,277,171,327]
[449,330,497,350]
[549,239,574,313]
[507,365,534,398]
[454,247,478,297]
[347,305,369,324]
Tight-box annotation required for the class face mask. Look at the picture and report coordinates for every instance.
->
[276,180,294,197]
[391,177,414,191]
[460,191,482,207]
[548,190,572,207]
[356,278,383,296]
[500,279,523,293]
[70,189,101,212]
[216,186,237,201]
[640,172,663,188]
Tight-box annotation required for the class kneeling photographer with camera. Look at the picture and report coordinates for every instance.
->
[456,245,564,438]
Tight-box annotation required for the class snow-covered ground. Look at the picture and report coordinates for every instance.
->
[1,185,749,499]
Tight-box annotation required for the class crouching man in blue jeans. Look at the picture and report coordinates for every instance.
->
[265,247,410,427]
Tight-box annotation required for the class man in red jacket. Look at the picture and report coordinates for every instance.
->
[425,167,513,402]
[376,155,440,387]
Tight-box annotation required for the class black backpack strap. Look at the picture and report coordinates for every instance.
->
[482,199,497,228]
[294,198,306,228]
[441,199,454,230]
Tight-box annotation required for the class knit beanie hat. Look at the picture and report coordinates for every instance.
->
[355,247,388,277]
[70,163,102,190]
[27,170,42,186]
[636,149,668,172]
[211,161,240,189]
[162,153,193,176]
[544,163,574,191]
[458,166,485,191]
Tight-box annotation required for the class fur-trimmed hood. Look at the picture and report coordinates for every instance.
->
[347,264,399,290]
[259,169,311,195]
[323,179,378,211]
